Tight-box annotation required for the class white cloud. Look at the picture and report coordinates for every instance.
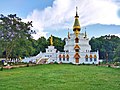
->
[111,33,120,37]
[25,0,120,39]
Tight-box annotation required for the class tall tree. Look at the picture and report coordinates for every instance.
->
[114,45,120,62]
[0,14,33,61]
[10,38,36,59]
[89,35,120,62]
[37,37,49,53]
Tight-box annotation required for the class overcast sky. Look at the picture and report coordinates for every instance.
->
[0,0,120,39]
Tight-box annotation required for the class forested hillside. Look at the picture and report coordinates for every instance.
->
[89,35,120,62]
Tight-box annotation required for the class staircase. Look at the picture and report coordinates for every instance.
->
[36,57,49,64]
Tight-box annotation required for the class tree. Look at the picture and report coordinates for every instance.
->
[0,14,34,61]
[10,38,36,58]
[114,45,120,62]
[37,37,49,53]
[89,35,120,62]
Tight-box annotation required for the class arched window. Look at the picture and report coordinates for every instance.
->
[85,55,88,62]
[94,55,97,61]
[90,58,92,62]
[66,54,69,61]
[63,55,65,61]
[90,55,92,62]
[59,55,62,61]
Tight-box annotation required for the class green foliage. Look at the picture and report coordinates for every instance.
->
[0,61,2,66]
[0,14,33,60]
[0,65,120,90]
[37,37,49,53]
[113,45,120,62]
[90,35,120,62]
[11,38,36,58]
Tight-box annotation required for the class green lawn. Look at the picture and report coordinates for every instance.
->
[0,64,120,90]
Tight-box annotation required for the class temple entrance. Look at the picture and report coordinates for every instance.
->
[74,53,80,64]
[75,58,79,63]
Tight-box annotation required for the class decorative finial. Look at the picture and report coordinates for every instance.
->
[76,6,78,17]
[76,6,78,11]
[50,35,53,46]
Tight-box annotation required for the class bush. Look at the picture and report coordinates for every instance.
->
[114,57,120,62]
[82,63,85,65]
[26,63,29,67]
[54,62,58,64]
[114,62,120,66]
[0,66,3,71]
[0,61,2,65]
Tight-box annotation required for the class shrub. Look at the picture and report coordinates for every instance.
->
[54,62,58,64]
[82,63,85,65]
[114,62,120,66]
[0,66,3,71]
[26,63,29,67]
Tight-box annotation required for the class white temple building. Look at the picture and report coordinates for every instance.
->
[22,7,99,65]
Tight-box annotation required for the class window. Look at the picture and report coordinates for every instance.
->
[59,58,61,61]
[66,54,69,61]
[63,55,65,61]
[94,58,97,61]
[90,58,92,62]
[67,58,69,61]
[75,49,79,52]
[85,55,88,62]
[63,58,65,61]
[59,55,62,61]
[85,58,88,62]
[94,55,97,61]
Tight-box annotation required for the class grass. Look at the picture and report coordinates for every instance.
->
[0,64,120,90]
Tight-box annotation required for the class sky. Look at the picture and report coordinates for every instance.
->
[0,0,120,39]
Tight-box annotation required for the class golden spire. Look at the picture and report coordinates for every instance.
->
[73,6,80,30]
[50,35,53,46]
[73,7,81,37]
[68,28,70,39]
